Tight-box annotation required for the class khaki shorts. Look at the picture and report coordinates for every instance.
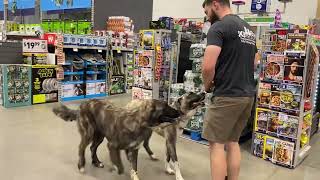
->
[202,96,254,143]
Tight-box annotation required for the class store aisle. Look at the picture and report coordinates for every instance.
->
[0,94,319,180]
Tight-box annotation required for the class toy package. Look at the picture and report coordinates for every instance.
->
[141,68,152,89]
[31,65,58,104]
[141,30,155,49]
[263,136,275,161]
[286,29,307,54]
[110,76,125,95]
[265,55,285,81]
[132,87,142,99]
[255,108,270,133]
[192,58,202,73]
[142,89,153,99]
[61,83,85,98]
[136,50,153,67]
[253,133,266,158]
[189,44,206,59]
[272,139,294,167]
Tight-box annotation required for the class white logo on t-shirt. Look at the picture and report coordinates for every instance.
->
[238,27,256,46]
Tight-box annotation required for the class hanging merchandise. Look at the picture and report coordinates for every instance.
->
[251,0,271,14]
[133,29,175,101]
[253,26,320,168]
[0,65,32,108]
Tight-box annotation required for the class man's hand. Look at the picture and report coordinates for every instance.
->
[202,45,221,93]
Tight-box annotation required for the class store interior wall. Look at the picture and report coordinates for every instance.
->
[94,0,153,31]
[152,0,318,25]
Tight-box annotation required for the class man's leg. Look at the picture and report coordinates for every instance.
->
[226,142,241,180]
[209,142,226,180]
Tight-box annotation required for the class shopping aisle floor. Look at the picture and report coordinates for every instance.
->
[0,94,319,180]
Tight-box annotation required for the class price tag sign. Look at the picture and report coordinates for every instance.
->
[23,39,48,53]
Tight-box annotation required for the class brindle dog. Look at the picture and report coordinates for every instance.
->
[53,93,205,180]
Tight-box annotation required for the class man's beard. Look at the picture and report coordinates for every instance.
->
[209,9,219,24]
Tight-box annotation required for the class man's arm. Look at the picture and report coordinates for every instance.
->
[202,45,221,92]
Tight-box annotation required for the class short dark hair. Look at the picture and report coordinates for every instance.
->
[203,0,230,7]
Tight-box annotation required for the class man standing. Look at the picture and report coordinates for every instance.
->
[201,1,256,180]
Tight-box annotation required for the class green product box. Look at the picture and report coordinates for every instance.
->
[77,21,91,35]
[64,21,77,34]
[53,21,62,33]
[41,21,50,33]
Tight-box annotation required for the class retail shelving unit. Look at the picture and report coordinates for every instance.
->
[252,28,320,168]
[58,34,108,102]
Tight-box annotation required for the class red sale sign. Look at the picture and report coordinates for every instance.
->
[43,33,57,45]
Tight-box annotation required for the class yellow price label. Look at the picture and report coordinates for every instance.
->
[33,94,46,104]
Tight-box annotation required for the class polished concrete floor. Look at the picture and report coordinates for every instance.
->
[0,94,320,180]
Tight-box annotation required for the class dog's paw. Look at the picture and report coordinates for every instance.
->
[150,154,159,161]
[176,176,185,180]
[92,162,104,168]
[165,162,175,175]
[79,167,85,174]
[109,165,118,173]
[130,170,140,180]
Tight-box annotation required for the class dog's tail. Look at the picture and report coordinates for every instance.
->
[53,104,79,122]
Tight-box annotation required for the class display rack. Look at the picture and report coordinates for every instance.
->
[132,29,175,101]
[0,64,32,108]
[252,28,319,168]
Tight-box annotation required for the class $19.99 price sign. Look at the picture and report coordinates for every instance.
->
[23,39,48,53]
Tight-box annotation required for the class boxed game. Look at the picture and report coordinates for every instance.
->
[284,58,304,83]
[272,139,295,167]
[265,55,285,81]
[31,65,58,104]
[263,136,276,161]
[255,108,270,132]
[286,29,307,54]
[253,133,266,158]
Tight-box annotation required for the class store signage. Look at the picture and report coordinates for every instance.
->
[43,33,57,45]
[23,39,48,53]
[251,0,271,13]
[244,17,275,26]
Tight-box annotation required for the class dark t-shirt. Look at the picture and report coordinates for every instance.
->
[207,14,256,97]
